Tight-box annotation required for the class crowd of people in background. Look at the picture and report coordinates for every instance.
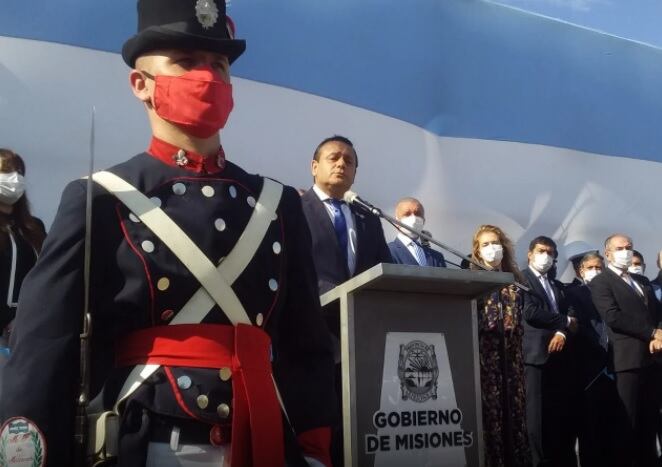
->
[304,134,662,467]
[3,127,662,467]
[2,1,658,466]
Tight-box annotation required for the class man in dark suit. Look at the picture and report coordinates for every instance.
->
[589,234,662,467]
[522,236,578,467]
[301,135,391,466]
[565,252,621,467]
[301,135,392,295]
[388,197,446,267]
[564,243,599,290]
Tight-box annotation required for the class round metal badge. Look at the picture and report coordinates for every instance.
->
[195,0,220,29]
[0,417,47,467]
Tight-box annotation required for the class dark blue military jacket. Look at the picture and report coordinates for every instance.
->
[0,152,336,466]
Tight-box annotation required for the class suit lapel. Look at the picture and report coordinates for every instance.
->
[304,189,348,273]
[524,267,552,309]
[631,274,650,306]
[604,267,644,302]
[395,237,417,265]
[350,205,364,269]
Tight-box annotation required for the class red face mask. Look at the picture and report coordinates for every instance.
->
[143,67,234,139]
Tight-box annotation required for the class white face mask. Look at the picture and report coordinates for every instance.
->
[480,244,503,266]
[628,265,644,275]
[611,249,633,269]
[400,215,425,239]
[0,172,25,205]
[532,252,554,274]
[582,269,600,283]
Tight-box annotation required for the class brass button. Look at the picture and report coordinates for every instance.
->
[196,394,209,410]
[157,277,170,291]
[256,313,264,326]
[217,403,230,419]
[219,367,232,381]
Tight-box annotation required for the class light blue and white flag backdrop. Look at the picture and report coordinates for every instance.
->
[2,0,662,279]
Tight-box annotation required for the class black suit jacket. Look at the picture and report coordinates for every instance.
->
[522,267,569,365]
[565,284,609,388]
[589,267,662,372]
[388,237,446,267]
[301,188,392,294]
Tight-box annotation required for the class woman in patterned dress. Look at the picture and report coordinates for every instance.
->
[471,224,531,467]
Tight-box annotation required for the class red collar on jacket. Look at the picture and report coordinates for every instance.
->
[147,137,226,174]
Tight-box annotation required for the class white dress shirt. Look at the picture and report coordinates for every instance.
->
[312,184,357,275]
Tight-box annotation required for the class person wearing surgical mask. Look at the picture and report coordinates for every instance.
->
[628,250,646,277]
[565,253,621,466]
[0,149,46,356]
[470,225,531,467]
[0,4,337,465]
[521,235,578,467]
[589,234,662,466]
[388,197,446,268]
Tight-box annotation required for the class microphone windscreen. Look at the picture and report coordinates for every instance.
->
[343,191,358,204]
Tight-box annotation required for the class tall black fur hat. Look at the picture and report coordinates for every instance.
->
[122,0,246,67]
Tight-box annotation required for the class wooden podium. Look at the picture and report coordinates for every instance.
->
[320,263,514,467]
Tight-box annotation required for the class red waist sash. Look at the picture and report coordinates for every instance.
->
[116,323,284,467]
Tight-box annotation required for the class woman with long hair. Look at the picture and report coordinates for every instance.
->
[0,149,46,347]
[471,224,531,467]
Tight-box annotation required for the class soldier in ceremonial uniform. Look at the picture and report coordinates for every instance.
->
[0,1,336,466]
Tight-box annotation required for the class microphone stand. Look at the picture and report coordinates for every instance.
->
[345,195,530,292]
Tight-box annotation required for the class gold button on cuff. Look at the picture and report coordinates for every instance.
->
[157,277,170,291]
[196,394,209,410]
[217,403,230,419]
[219,367,232,381]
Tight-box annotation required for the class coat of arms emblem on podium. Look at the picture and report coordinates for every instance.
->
[397,340,439,403]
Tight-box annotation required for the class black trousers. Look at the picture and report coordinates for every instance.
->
[613,367,659,467]
[525,360,578,467]
[576,372,623,467]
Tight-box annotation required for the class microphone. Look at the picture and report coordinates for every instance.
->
[343,191,382,216]
[342,191,530,291]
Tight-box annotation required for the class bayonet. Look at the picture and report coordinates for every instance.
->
[74,106,95,466]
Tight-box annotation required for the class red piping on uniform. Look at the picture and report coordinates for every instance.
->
[116,205,156,324]
[116,323,284,467]
[163,366,203,421]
